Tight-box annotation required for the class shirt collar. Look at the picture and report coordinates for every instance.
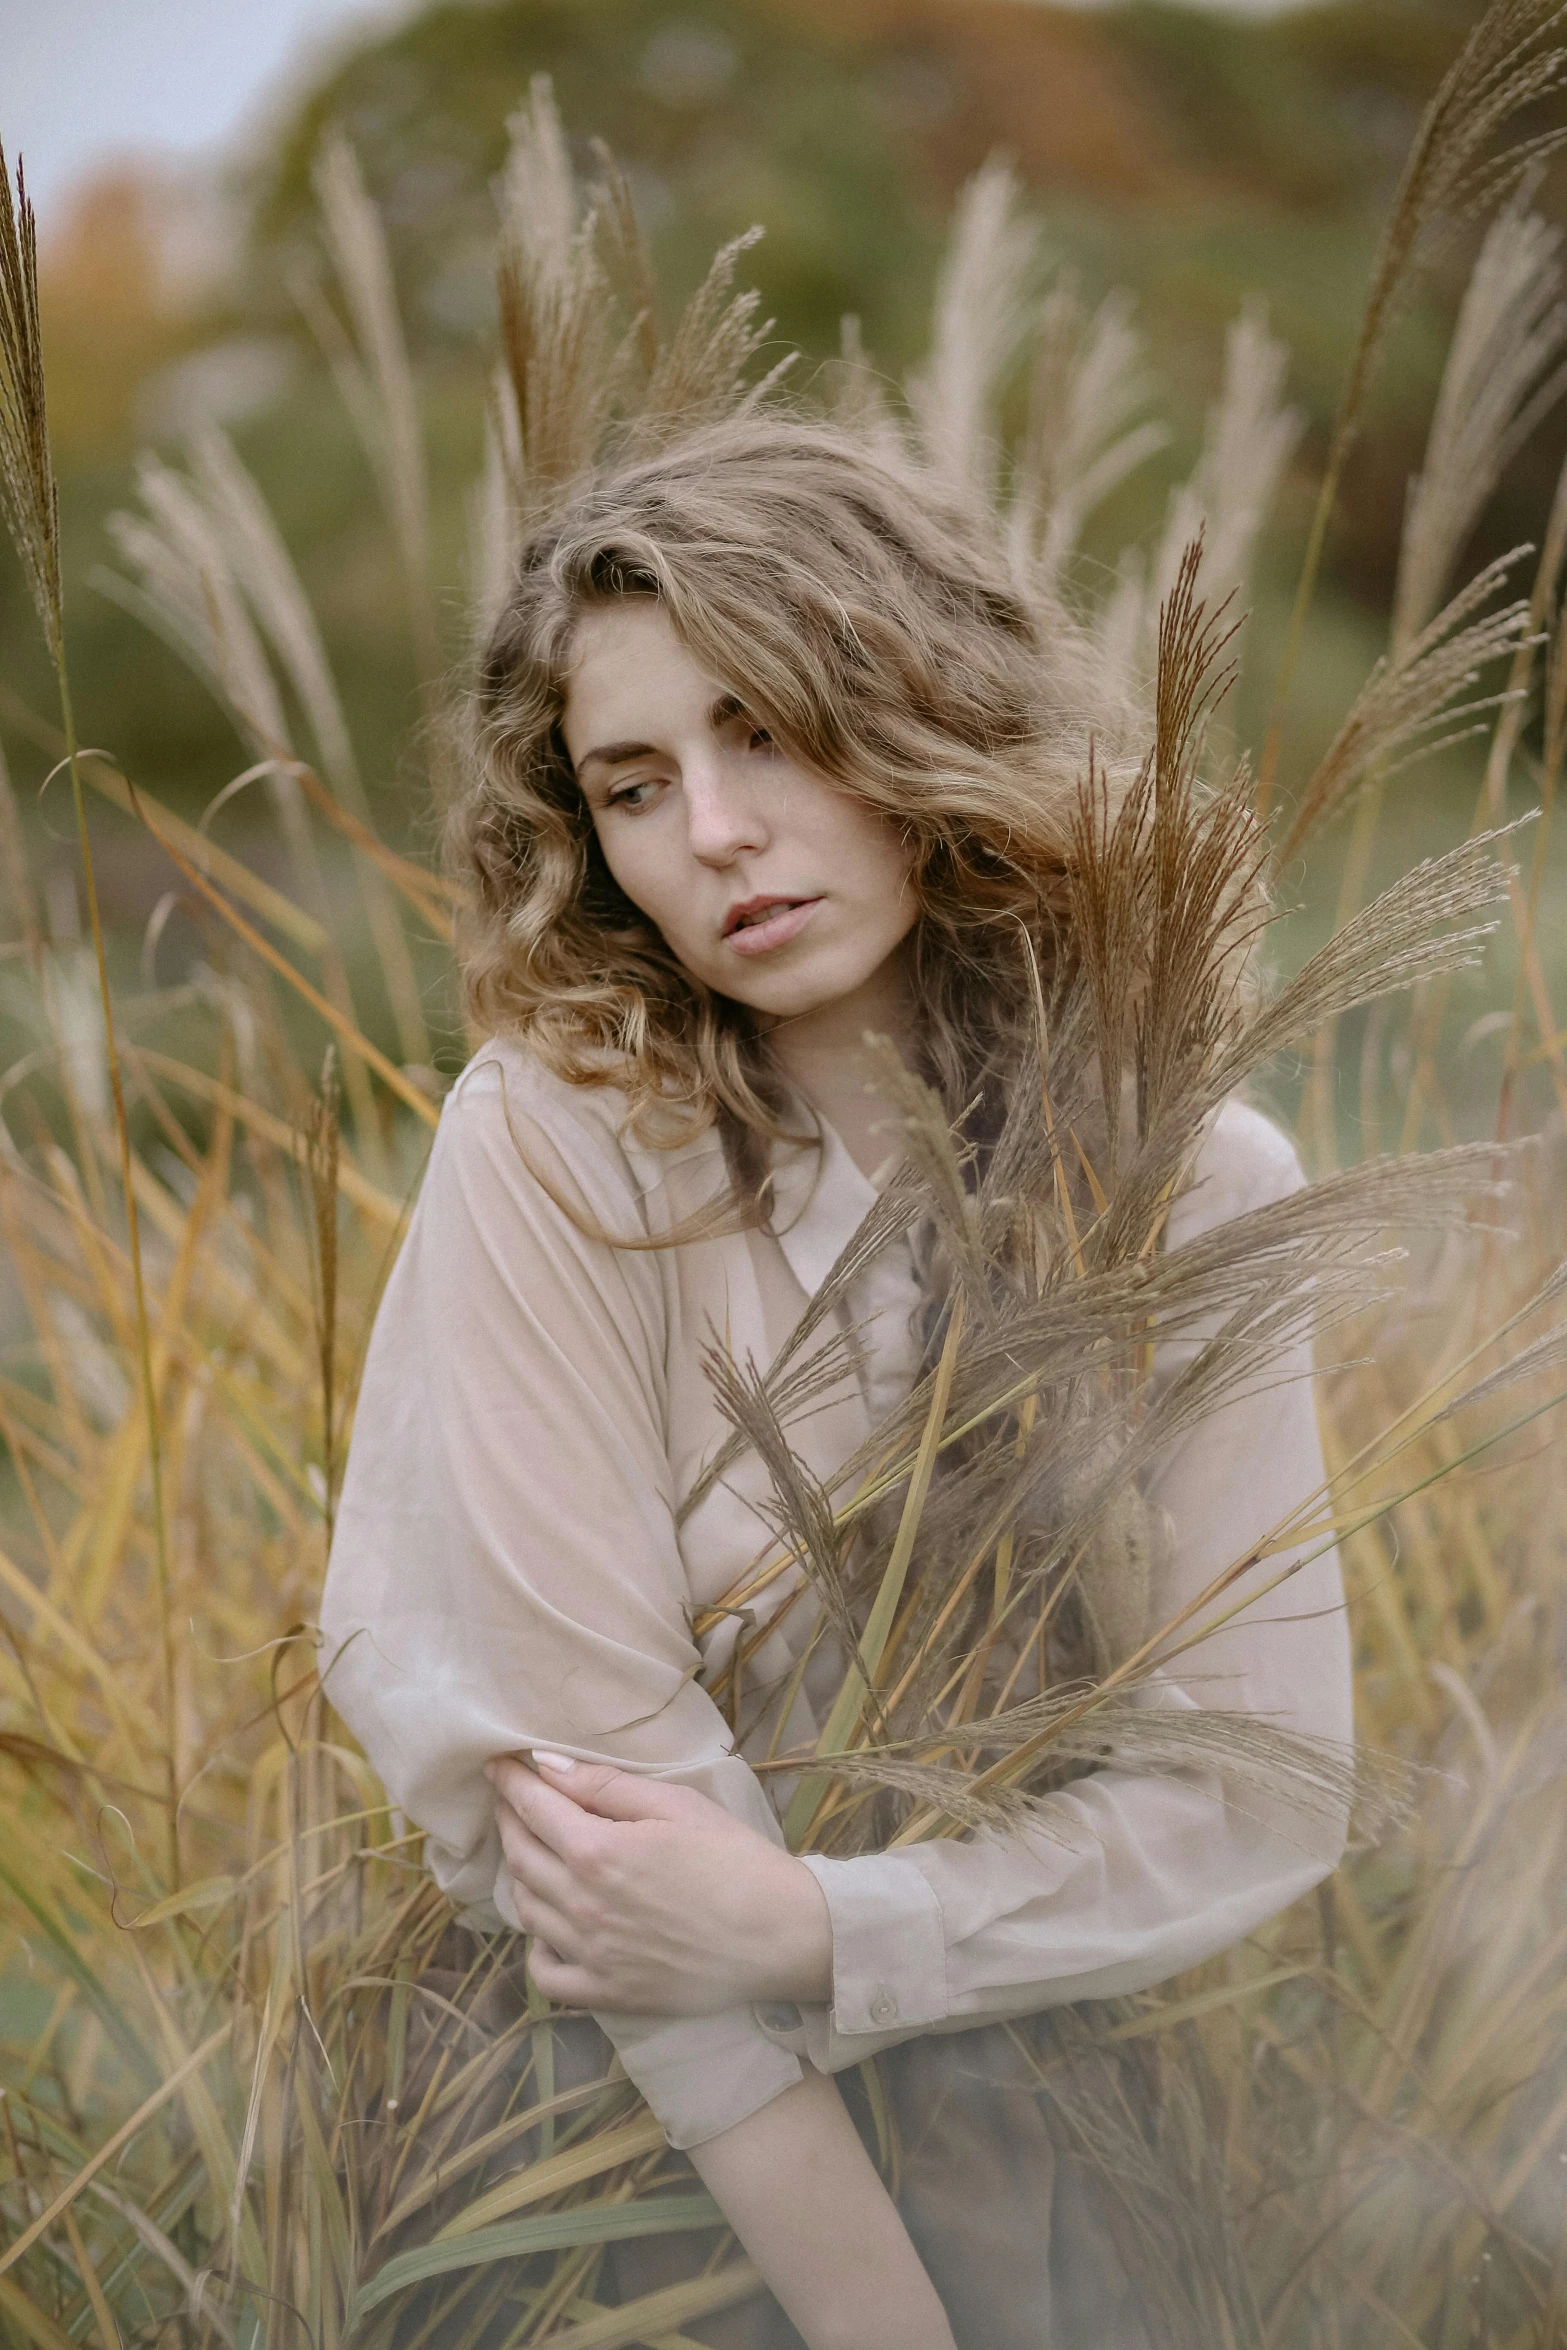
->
[767,1111,879,1300]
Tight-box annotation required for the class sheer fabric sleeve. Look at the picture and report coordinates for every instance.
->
[319,1056,804,2147]
[764,1102,1354,2075]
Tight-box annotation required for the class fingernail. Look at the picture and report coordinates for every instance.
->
[531,1750,576,1773]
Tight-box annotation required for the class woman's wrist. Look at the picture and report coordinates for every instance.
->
[746,1855,834,2005]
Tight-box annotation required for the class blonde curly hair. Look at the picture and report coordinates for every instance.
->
[450,414,1139,1150]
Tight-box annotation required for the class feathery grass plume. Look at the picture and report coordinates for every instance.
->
[1068,540,1255,1189]
[98,452,396,1156]
[689,573,1527,1895]
[1274,555,1536,866]
[1094,306,1299,709]
[0,145,60,659]
[1393,192,1567,656]
[1008,275,1168,595]
[631,225,790,447]
[306,129,443,707]
[1156,303,1303,629]
[494,77,622,522]
[191,426,431,1068]
[490,76,787,520]
[1259,0,1567,811]
[909,155,1038,503]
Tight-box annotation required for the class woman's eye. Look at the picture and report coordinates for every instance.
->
[746,725,775,753]
[610,777,661,810]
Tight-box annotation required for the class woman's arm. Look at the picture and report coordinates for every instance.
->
[319,1054,952,2332]
[688,2074,956,2350]
[320,1056,808,2136]
[485,1762,956,2348]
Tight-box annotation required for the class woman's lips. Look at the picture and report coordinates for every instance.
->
[722,897,823,956]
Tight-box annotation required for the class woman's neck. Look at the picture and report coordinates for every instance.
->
[765,944,919,1182]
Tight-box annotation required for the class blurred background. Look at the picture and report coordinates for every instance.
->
[2,0,1562,1122]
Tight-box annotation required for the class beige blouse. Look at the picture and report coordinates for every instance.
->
[320,1040,1352,2150]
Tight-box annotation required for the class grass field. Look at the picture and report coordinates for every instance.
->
[2,13,1567,2342]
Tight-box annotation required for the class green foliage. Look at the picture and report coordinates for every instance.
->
[252,0,940,369]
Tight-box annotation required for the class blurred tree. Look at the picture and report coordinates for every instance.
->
[252,0,942,372]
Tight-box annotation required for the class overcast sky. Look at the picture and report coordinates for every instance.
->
[2,0,1297,230]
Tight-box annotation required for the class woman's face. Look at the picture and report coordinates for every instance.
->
[561,600,919,1025]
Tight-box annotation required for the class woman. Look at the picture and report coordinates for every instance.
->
[319,418,1351,2347]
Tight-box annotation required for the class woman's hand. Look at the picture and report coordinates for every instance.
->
[487,1752,834,2014]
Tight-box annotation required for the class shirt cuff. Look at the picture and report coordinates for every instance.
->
[597,2006,804,2151]
[780,1852,948,2067]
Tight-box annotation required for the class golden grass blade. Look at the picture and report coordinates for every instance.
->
[349,2194,724,2323]
[0,2024,232,2281]
[59,2204,117,2350]
[114,772,438,1127]
[1099,1966,1310,2042]
[81,753,328,952]
[127,1047,406,1230]
[539,2266,765,2350]
[432,2113,667,2239]
[0,2276,77,2350]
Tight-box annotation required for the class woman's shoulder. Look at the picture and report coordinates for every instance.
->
[429,1036,647,1224]
[444,1034,631,1148]
[433,1036,726,1233]
[1166,1098,1306,1250]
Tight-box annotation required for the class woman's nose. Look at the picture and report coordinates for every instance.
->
[683,758,768,866]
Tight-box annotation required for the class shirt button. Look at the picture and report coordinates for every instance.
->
[868,1986,899,2026]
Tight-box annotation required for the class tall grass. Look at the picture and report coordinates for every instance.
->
[1,21,1565,2347]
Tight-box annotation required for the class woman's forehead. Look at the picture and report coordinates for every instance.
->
[562,602,730,741]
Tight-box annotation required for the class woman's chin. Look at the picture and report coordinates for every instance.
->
[712,967,862,1024]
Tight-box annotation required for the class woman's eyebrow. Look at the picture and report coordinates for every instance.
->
[575,738,657,775]
[577,698,749,776]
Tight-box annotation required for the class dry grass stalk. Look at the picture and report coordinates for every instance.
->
[0,143,180,1879]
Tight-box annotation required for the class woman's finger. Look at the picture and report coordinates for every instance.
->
[511,1887,578,1956]
[495,1800,578,1907]
[528,1752,689,1824]
[501,1854,579,1954]
[525,1939,599,2009]
[488,1760,606,1863]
